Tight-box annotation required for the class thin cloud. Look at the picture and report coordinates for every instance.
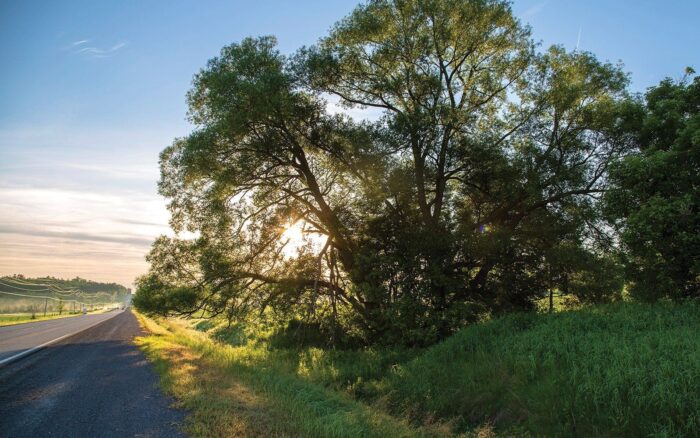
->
[576,26,583,50]
[115,218,167,227]
[0,224,154,247]
[58,162,157,180]
[67,40,127,58]
[69,39,90,47]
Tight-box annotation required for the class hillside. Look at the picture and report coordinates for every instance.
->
[135,301,700,436]
[377,302,700,435]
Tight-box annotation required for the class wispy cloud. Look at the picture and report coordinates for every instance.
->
[64,39,127,58]
[576,26,583,51]
[58,162,157,181]
[522,1,547,18]
[0,224,154,247]
[68,39,90,48]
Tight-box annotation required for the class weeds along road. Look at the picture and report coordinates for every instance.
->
[0,310,186,438]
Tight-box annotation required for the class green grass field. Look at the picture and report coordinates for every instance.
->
[135,314,430,437]
[0,312,83,327]
[135,301,700,437]
[0,307,119,327]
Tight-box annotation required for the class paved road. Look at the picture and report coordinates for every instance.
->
[0,311,122,364]
[0,310,186,437]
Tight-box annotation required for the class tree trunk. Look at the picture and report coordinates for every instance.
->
[549,289,554,313]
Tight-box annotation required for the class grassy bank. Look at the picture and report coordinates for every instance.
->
[0,307,119,327]
[134,313,440,437]
[0,312,82,326]
[378,302,700,436]
[135,302,700,436]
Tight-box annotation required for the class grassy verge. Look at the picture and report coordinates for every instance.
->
[134,312,444,437]
[135,302,700,436]
[0,312,82,326]
[377,302,700,436]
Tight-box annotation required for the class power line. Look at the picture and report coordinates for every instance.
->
[0,280,53,293]
[2,277,84,294]
[0,290,118,307]
[0,278,119,300]
[0,281,83,299]
[0,278,128,312]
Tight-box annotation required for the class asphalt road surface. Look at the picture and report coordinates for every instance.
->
[0,311,123,364]
[0,310,186,437]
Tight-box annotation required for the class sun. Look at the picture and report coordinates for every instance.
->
[281,220,305,244]
[280,220,326,258]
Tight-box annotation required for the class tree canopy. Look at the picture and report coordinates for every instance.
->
[604,71,700,301]
[134,0,657,345]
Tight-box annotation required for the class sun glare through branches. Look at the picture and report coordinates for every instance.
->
[280,220,326,258]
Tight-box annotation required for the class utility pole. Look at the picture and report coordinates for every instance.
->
[44,298,48,317]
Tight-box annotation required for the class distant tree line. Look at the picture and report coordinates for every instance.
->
[134,0,699,346]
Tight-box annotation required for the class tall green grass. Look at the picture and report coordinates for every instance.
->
[377,302,700,436]
[136,315,436,437]
[138,302,700,436]
[199,318,423,398]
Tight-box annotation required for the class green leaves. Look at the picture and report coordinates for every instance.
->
[135,0,668,345]
[605,75,700,300]
[188,36,289,128]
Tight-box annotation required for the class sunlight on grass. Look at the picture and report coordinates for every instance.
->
[134,311,436,438]
[135,302,700,436]
[0,312,82,327]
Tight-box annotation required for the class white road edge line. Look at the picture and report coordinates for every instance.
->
[0,310,124,367]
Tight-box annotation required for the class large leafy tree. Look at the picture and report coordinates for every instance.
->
[135,0,632,345]
[605,71,700,301]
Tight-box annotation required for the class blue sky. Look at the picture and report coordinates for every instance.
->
[0,0,698,287]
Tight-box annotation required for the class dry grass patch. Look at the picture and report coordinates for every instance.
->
[136,320,290,437]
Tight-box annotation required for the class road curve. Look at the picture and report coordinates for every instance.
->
[0,310,186,437]
[0,311,122,364]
